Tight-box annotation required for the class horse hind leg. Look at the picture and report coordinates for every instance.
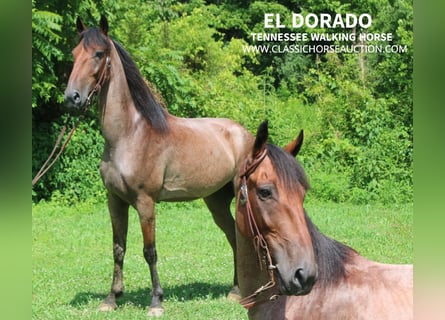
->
[99,194,129,312]
[203,182,241,301]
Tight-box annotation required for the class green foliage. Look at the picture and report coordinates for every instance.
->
[32,4,63,108]
[32,115,105,204]
[32,0,412,206]
[299,51,412,204]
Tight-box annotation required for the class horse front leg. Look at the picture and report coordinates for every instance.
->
[99,193,129,311]
[136,196,164,317]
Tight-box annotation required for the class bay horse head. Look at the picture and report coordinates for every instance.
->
[237,120,317,298]
[64,16,111,110]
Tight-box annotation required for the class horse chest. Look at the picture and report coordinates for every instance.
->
[100,150,163,199]
[100,159,127,195]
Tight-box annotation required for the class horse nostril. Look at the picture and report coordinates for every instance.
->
[72,91,81,104]
[295,268,305,284]
[64,90,82,108]
[294,267,316,292]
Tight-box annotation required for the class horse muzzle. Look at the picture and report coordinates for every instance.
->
[277,262,317,296]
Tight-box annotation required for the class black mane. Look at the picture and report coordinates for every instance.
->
[266,143,356,287]
[305,214,356,287]
[79,27,169,133]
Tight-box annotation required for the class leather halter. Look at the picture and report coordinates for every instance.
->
[86,55,111,107]
[238,148,280,309]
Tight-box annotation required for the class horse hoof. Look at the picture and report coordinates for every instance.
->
[147,306,165,317]
[227,286,241,302]
[98,301,117,312]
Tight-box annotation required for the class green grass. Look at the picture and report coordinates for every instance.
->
[32,199,412,319]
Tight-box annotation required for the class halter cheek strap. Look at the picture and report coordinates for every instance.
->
[238,148,280,309]
[85,55,111,107]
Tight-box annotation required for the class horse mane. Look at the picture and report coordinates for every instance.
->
[112,40,169,133]
[266,143,356,288]
[305,214,356,287]
[79,27,169,133]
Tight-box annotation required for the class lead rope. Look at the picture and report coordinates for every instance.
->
[238,149,281,309]
[32,56,110,187]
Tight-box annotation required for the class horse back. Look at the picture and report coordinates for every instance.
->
[250,257,413,320]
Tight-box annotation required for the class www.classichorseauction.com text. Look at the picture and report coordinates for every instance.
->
[242,13,408,54]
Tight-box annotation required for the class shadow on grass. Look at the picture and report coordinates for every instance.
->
[70,282,233,309]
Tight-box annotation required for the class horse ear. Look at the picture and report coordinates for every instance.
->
[76,16,87,34]
[253,120,269,157]
[284,129,304,157]
[99,15,109,36]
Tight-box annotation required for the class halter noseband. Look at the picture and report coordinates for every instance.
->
[238,148,280,309]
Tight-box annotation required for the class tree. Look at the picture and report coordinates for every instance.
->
[32,3,63,108]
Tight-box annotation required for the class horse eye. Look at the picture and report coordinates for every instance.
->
[95,51,104,59]
[257,187,272,200]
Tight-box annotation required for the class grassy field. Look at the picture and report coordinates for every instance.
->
[32,199,412,319]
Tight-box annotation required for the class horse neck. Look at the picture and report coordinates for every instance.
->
[97,43,143,145]
[236,226,271,298]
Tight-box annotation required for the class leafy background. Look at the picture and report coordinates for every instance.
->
[32,0,412,205]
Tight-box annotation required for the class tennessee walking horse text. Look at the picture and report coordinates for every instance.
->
[64,16,254,316]
[235,121,413,319]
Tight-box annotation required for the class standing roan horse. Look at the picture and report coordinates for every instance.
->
[64,16,254,316]
[236,121,413,320]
